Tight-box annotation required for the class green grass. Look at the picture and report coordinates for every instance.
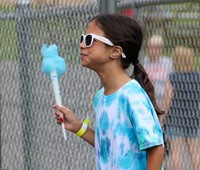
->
[0,20,18,61]
[0,13,85,63]
[32,17,85,63]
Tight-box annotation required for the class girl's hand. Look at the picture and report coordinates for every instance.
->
[53,105,82,133]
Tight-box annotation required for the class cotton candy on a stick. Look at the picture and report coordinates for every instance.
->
[41,44,67,140]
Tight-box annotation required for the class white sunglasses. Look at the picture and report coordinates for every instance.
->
[80,33,126,58]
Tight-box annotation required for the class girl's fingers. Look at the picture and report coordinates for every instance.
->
[55,110,64,120]
[58,117,63,122]
[55,116,64,124]
[56,120,61,125]
[56,119,63,124]
[53,105,71,113]
[53,104,60,109]
[55,111,60,116]
[53,105,64,112]
[55,111,64,123]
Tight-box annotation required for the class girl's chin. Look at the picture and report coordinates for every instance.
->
[81,63,94,70]
[80,61,88,67]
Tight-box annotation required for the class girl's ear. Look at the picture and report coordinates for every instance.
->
[110,46,123,59]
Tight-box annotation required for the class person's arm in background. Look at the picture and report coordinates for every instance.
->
[147,145,164,170]
[160,79,173,126]
[53,105,95,147]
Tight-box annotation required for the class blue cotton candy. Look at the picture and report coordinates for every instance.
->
[41,44,67,78]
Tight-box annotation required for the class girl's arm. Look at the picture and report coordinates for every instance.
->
[146,145,164,170]
[53,105,95,147]
[80,126,95,146]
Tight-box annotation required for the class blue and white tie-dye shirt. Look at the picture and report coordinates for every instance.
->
[93,79,164,170]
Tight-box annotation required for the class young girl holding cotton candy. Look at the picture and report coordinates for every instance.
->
[54,14,164,170]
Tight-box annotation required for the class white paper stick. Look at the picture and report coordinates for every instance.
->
[50,70,67,141]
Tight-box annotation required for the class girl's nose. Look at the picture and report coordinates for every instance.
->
[80,41,86,49]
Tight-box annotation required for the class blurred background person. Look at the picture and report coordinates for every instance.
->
[143,35,173,123]
[142,35,173,165]
[164,46,200,170]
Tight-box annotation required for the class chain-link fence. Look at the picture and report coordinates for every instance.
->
[0,0,199,170]
[135,1,200,170]
[1,1,99,170]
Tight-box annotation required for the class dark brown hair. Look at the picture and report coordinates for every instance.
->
[91,14,164,115]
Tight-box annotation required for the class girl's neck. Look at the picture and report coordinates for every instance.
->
[97,69,131,95]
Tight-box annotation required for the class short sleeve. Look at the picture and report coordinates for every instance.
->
[128,91,164,150]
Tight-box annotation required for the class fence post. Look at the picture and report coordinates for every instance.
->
[99,0,117,14]
[16,1,36,170]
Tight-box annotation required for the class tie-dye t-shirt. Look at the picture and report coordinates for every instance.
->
[93,79,164,170]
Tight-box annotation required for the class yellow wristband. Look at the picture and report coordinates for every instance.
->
[76,118,90,137]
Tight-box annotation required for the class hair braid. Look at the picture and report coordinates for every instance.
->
[131,63,164,115]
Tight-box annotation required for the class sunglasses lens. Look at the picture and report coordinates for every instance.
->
[85,35,92,47]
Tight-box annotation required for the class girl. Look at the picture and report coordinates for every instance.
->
[54,14,164,170]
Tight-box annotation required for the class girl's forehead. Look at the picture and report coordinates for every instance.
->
[86,21,105,36]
